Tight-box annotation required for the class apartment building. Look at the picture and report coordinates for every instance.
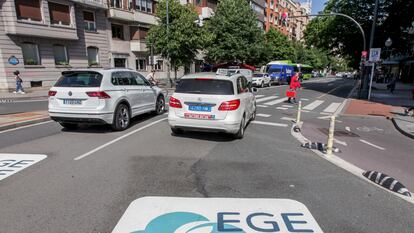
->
[265,0,310,41]
[108,0,186,79]
[0,0,110,91]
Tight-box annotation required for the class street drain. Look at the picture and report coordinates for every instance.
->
[362,171,411,197]
[318,128,359,137]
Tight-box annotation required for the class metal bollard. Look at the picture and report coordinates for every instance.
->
[326,115,336,155]
[296,101,302,124]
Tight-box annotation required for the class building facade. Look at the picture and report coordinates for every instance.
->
[0,0,110,91]
[265,0,311,41]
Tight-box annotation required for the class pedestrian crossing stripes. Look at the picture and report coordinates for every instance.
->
[281,117,295,121]
[252,121,288,127]
[322,102,341,113]
[256,96,278,103]
[282,105,293,108]
[257,105,268,108]
[264,97,288,106]
[303,100,324,110]
[256,113,271,118]
[276,107,288,110]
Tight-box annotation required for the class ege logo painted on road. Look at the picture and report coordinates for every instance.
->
[112,197,323,233]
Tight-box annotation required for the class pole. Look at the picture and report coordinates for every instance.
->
[326,115,336,155]
[368,63,375,100]
[296,101,302,124]
[166,0,171,87]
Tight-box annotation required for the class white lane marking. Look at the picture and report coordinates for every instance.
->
[0,120,53,134]
[323,102,341,113]
[301,110,310,113]
[317,115,331,119]
[317,86,343,98]
[334,138,348,146]
[0,154,47,181]
[74,118,167,161]
[319,112,331,115]
[264,97,288,106]
[359,139,386,150]
[282,105,293,108]
[300,98,309,101]
[254,95,265,98]
[257,105,268,108]
[303,100,324,110]
[276,107,288,110]
[252,121,288,127]
[281,117,295,121]
[345,127,351,132]
[256,96,278,103]
[256,113,271,118]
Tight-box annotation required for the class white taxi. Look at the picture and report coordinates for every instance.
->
[168,73,257,139]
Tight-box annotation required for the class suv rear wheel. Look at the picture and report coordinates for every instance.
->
[112,103,130,131]
[154,95,165,115]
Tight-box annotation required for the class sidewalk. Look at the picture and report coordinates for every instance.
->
[0,87,49,101]
[343,81,414,138]
[0,111,49,131]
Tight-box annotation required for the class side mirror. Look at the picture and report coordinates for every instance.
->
[252,87,258,93]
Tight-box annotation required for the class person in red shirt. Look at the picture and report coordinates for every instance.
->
[288,72,301,103]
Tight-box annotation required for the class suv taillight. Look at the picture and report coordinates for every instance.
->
[169,96,182,108]
[218,99,240,111]
[48,90,57,96]
[86,91,111,99]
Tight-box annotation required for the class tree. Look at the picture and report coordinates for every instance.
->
[146,0,206,80]
[264,28,295,61]
[205,0,264,65]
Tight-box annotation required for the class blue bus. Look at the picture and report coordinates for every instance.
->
[266,61,295,85]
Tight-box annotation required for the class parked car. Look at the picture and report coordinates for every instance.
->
[252,73,271,87]
[48,69,166,131]
[168,73,257,139]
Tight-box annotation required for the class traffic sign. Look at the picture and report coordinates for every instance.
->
[369,48,381,62]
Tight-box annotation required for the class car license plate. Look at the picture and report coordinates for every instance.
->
[184,113,215,120]
[63,99,82,105]
[188,105,211,112]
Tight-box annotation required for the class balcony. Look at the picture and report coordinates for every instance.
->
[134,11,157,25]
[70,0,107,9]
[130,40,148,52]
[111,40,131,54]
[109,8,135,21]
[4,20,78,40]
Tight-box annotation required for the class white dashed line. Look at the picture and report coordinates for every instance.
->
[74,118,167,161]
[276,107,288,110]
[0,120,53,134]
[359,139,386,151]
[256,113,271,118]
[252,121,288,127]
[257,105,268,108]
[281,117,296,121]
[282,105,293,108]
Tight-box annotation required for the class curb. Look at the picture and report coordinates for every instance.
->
[0,117,51,132]
[290,124,414,204]
[392,118,414,140]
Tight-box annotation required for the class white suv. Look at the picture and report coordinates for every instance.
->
[48,69,166,131]
[168,73,257,139]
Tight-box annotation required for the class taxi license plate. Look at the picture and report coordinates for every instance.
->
[188,105,211,112]
[63,99,82,105]
[184,113,215,120]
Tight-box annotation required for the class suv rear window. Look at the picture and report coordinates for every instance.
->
[175,79,234,95]
[55,71,103,87]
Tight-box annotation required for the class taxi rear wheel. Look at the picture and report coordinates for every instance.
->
[234,115,245,139]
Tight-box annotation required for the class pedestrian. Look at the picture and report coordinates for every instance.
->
[287,72,301,103]
[13,70,25,94]
[387,76,397,94]
[146,70,157,85]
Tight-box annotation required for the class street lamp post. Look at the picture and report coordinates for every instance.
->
[385,37,392,59]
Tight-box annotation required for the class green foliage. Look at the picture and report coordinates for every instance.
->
[205,0,264,64]
[146,0,206,73]
[265,28,295,61]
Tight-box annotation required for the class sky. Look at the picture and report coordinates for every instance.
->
[304,0,329,14]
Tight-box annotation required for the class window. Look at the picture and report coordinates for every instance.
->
[175,79,234,95]
[136,58,146,70]
[21,42,40,65]
[135,0,154,13]
[110,0,122,8]
[15,0,42,21]
[48,2,70,26]
[83,11,96,31]
[132,73,149,86]
[55,71,103,87]
[155,60,163,70]
[112,24,124,40]
[237,77,248,93]
[53,44,69,65]
[87,47,99,66]
[111,72,137,86]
